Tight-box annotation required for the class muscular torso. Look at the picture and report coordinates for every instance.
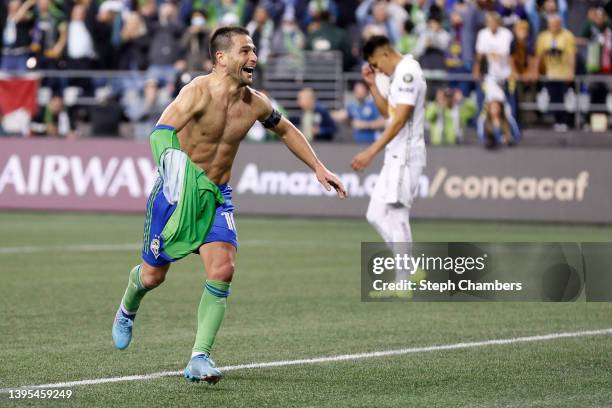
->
[175,76,267,184]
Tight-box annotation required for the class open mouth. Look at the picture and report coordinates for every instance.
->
[242,66,255,74]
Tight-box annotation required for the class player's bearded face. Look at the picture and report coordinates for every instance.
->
[230,35,258,86]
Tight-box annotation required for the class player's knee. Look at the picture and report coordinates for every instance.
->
[207,259,235,282]
[140,263,168,288]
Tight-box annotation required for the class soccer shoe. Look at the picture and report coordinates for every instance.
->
[112,311,134,350]
[394,268,428,299]
[184,354,223,384]
[410,268,427,285]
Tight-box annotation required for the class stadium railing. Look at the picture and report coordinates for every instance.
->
[1,50,611,132]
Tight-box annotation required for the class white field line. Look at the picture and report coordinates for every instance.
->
[1,328,610,392]
[0,240,355,255]
[0,244,142,254]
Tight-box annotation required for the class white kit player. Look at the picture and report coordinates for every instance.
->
[351,35,426,284]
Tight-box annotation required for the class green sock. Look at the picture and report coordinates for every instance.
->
[192,280,231,355]
[120,265,150,315]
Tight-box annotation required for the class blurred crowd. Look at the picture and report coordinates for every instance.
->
[1,0,611,144]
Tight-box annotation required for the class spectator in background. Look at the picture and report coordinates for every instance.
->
[412,14,451,69]
[510,19,537,122]
[94,0,124,71]
[31,0,66,69]
[426,88,476,145]
[138,0,157,22]
[270,12,305,76]
[144,1,184,116]
[119,11,149,74]
[263,0,336,30]
[579,6,611,126]
[305,10,353,70]
[117,11,148,97]
[30,0,66,92]
[579,6,611,73]
[117,11,149,125]
[271,12,305,57]
[457,0,487,75]
[535,13,576,131]
[2,0,35,72]
[335,0,360,29]
[474,12,514,114]
[260,0,291,26]
[357,0,402,44]
[171,8,212,96]
[446,11,471,96]
[404,0,428,35]
[206,0,246,27]
[332,81,386,143]
[541,0,566,28]
[496,0,528,31]
[65,2,96,94]
[474,12,513,86]
[396,19,417,55]
[292,87,337,141]
[301,0,339,31]
[526,0,568,35]
[386,0,411,36]
[428,0,449,29]
[361,22,386,44]
[65,3,96,65]
[246,5,273,78]
[477,99,521,147]
[30,94,75,138]
[180,9,211,72]
[510,20,537,80]
[477,82,521,147]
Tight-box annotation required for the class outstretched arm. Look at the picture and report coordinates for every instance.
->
[255,94,346,198]
[272,116,347,198]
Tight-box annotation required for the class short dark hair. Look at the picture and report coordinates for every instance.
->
[209,26,250,65]
[362,35,390,60]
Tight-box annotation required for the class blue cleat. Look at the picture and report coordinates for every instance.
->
[112,310,134,350]
[184,354,223,384]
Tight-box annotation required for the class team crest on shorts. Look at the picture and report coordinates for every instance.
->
[150,238,161,258]
[403,73,413,83]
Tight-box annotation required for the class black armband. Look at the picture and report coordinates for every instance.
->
[260,108,282,129]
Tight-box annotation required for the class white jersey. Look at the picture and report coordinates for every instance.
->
[475,26,513,81]
[380,55,427,167]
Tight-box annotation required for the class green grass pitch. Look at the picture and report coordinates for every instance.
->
[0,212,611,407]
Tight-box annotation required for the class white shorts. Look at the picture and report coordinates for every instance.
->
[372,157,423,208]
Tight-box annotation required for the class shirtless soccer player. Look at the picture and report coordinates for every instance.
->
[351,35,426,285]
[111,26,347,384]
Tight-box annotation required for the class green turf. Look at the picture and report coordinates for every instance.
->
[0,213,611,407]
